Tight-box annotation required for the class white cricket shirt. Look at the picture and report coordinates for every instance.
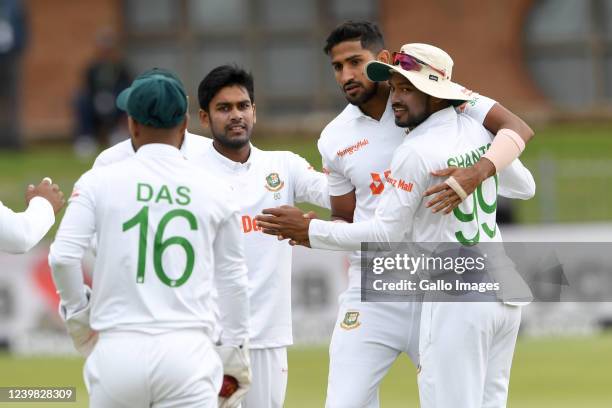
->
[49,144,249,344]
[199,144,329,348]
[317,91,497,288]
[92,135,330,348]
[309,107,536,248]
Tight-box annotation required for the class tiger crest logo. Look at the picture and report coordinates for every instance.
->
[340,310,361,330]
[265,172,284,192]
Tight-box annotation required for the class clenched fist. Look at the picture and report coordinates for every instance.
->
[26,177,66,214]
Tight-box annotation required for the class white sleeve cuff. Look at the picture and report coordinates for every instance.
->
[308,219,328,250]
[308,219,362,251]
[28,196,55,225]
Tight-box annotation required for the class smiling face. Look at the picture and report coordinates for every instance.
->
[329,40,380,106]
[200,85,256,148]
[388,72,430,129]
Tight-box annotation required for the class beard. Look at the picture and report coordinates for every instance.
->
[210,120,251,149]
[391,103,430,130]
[392,104,429,129]
[344,81,378,106]
[395,112,428,129]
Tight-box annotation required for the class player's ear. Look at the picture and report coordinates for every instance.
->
[252,103,256,125]
[199,108,210,128]
[377,49,391,64]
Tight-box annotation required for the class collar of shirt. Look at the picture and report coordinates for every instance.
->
[342,94,394,124]
[135,143,185,159]
[420,106,457,129]
[207,143,258,172]
[128,133,192,156]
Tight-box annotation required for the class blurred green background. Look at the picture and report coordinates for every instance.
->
[2,123,612,234]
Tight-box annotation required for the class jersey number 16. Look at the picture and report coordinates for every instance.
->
[122,206,198,287]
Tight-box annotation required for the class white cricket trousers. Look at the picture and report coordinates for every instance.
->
[84,329,222,408]
[325,288,422,408]
[418,301,521,408]
[242,347,288,408]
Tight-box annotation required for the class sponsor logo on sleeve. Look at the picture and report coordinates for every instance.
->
[458,87,478,112]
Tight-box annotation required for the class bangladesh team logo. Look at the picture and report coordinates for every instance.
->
[265,172,284,192]
[340,310,361,330]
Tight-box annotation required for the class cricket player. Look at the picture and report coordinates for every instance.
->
[257,43,535,407]
[49,69,251,408]
[92,65,330,408]
[0,178,65,253]
[255,21,535,407]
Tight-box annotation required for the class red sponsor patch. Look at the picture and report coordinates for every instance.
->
[373,170,413,193]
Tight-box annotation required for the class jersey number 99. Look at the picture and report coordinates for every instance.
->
[453,175,498,245]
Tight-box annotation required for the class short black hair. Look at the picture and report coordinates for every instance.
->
[198,65,255,111]
[323,20,385,55]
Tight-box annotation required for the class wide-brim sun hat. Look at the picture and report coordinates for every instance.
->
[365,43,469,103]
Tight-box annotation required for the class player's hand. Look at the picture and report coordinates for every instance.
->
[255,205,312,246]
[287,211,316,247]
[59,286,98,357]
[216,342,251,408]
[423,160,495,214]
[26,177,66,215]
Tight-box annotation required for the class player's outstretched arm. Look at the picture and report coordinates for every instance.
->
[0,178,64,253]
[257,150,427,250]
[424,102,534,214]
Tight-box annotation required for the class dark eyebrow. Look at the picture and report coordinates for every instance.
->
[215,100,251,108]
[345,54,362,61]
[331,54,363,66]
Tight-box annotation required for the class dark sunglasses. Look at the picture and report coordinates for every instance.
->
[392,52,447,79]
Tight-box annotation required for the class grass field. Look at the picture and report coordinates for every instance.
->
[1,123,611,231]
[0,333,611,407]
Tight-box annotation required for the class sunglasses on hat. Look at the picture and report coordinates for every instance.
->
[392,52,448,79]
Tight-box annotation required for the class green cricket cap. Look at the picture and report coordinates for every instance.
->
[116,68,188,128]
